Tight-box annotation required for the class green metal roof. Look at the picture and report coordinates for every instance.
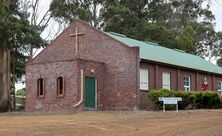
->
[107,32,222,75]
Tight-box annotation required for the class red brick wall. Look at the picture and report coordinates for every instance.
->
[79,59,105,109]
[139,61,222,110]
[140,62,156,90]
[139,91,157,110]
[25,21,83,112]
[25,60,81,112]
[214,76,222,90]
[158,65,178,90]
[179,69,196,90]
[28,26,76,64]
[26,20,140,112]
[26,19,222,112]
[76,20,140,110]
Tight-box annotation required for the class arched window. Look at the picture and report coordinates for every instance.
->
[37,78,44,97]
[56,76,64,96]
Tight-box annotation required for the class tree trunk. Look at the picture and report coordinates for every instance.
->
[0,44,11,112]
[93,2,98,28]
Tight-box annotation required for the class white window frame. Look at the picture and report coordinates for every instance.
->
[184,75,191,91]
[162,72,171,90]
[217,81,222,95]
[140,68,149,90]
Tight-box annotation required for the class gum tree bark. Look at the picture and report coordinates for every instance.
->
[0,45,11,112]
[0,0,11,112]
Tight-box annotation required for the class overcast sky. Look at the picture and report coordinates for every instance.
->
[210,0,222,31]
[15,0,222,90]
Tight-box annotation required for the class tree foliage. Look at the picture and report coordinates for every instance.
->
[0,0,44,111]
[16,87,25,96]
[0,0,45,79]
[217,58,222,67]
[49,0,222,59]
[101,0,222,58]
[50,0,104,27]
[20,0,52,58]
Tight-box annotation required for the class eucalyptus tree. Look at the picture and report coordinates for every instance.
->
[50,0,104,28]
[0,0,44,111]
[101,0,222,59]
[49,0,222,59]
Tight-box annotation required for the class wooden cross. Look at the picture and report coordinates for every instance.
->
[70,27,84,55]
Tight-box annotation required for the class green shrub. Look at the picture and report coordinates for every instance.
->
[195,91,221,109]
[148,89,173,109]
[16,97,25,105]
[220,95,222,108]
[148,89,222,110]
[16,88,26,96]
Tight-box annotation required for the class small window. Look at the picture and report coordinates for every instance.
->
[56,76,64,96]
[184,75,191,91]
[217,81,222,95]
[37,78,44,97]
[162,72,170,90]
[140,69,149,90]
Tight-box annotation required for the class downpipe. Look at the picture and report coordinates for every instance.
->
[73,69,84,107]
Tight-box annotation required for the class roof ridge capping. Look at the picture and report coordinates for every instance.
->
[173,48,186,53]
[108,32,126,38]
[144,41,159,46]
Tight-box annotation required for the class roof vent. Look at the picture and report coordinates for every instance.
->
[144,41,159,46]
[108,32,126,38]
[174,49,186,53]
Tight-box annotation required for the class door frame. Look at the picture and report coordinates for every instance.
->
[84,76,97,109]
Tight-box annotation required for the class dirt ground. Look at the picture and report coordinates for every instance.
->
[0,110,221,136]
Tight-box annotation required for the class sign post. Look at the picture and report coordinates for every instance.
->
[159,97,182,112]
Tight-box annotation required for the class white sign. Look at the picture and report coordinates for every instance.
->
[159,97,182,102]
[159,97,182,112]
[163,100,177,104]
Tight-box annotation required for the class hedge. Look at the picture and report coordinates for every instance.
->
[148,89,222,110]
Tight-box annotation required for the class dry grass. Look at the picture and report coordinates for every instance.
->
[0,110,221,136]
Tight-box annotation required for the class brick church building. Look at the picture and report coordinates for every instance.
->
[25,19,222,112]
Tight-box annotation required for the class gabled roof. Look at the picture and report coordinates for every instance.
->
[106,32,222,75]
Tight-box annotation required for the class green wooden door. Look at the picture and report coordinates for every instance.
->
[85,77,96,108]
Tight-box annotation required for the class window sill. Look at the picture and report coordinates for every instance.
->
[140,89,150,92]
[56,95,64,98]
[37,95,45,99]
